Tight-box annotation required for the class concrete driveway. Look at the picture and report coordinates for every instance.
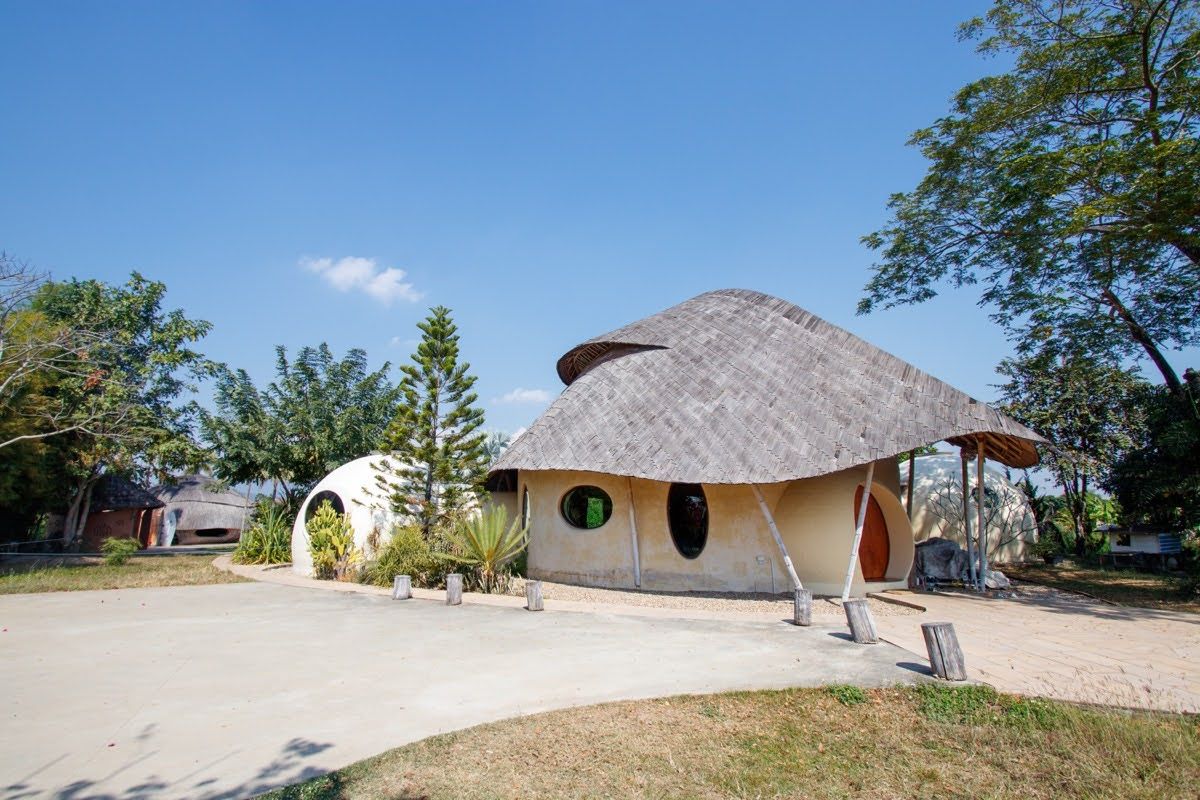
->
[1,582,922,799]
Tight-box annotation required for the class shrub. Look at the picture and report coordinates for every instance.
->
[361,525,443,588]
[101,537,140,566]
[825,684,868,707]
[440,506,528,593]
[306,500,360,581]
[232,500,293,565]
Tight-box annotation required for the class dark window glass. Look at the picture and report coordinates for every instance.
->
[668,483,708,559]
[560,486,612,529]
[306,490,345,521]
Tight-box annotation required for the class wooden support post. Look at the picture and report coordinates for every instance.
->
[445,573,463,605]
[961,450,976,589]
[793,589,812,627]
[843,598,878,644]
[392,575,412,600]
[627,477,641,588]
[921,621,967,680]
[842,461,876,601]
[751,485,802,590]
[977,445,988,589]
[525,580,544,611]
[906,450,916,520]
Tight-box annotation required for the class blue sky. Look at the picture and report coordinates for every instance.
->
[3,1,1194,440]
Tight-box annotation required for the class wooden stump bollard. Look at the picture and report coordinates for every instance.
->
[793,588,812,627]
[526,580,544,611]
[921,621,967,681]
[391,575,412,600]
[843,598,878,644]
[445,573,463,606]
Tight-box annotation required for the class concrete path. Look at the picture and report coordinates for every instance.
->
[874,588,1200,713]
[1,582,922,800]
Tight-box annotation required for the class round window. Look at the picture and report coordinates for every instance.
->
[306,489,345,521]
[668,483,708,559]
[560,486,612,529]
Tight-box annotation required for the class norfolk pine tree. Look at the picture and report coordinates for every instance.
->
[378,306,488,538]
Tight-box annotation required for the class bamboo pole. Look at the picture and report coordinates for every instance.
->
[751,485,802,590]
[977,444,988,589]
[961,450,976,589]
[626,477,641,588]
[906,450,916,520]
[841,461,876,601]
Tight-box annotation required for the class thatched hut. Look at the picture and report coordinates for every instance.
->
[487,289,1044,597]
[150,475,251,546]
[80,476,164,551]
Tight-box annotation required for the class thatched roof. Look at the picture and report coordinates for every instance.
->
[91,475,164,512]
[150,475,251,532]
[491,289,1044,486]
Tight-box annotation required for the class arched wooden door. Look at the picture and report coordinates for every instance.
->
[853,487,890,581]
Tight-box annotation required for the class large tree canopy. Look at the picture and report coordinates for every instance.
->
[861,0,1200,394]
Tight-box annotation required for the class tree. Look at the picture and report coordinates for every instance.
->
[860,1,1200,399]
[1107,370,1200,529]
[997,345,1147,555]
[202,344,400,506]
[377,306,488,538]
[32,273,215,546]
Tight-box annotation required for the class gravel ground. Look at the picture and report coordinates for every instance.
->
[507,578,922,617]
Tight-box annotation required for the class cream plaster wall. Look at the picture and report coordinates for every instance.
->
[519,459,913,597]
[772,459,914,597]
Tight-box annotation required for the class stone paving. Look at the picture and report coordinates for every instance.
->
[873,587,1200,713]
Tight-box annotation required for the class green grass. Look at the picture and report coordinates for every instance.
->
[0,554,247,594]
[1007,559,1198,612]
[262,685,1198,800]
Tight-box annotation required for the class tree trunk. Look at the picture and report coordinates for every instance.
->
[1100,288,1185,399]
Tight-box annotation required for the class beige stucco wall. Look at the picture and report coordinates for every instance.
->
[519,459,913,597]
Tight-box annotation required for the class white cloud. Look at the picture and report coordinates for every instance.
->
[389,336,418,348]
[495,388,553,405]
[300,256,422,305]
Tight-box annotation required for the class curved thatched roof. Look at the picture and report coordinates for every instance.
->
[491,289,1044,485]
[150,475,251,532]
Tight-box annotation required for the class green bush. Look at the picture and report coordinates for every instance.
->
[101,537,140,566]
[306,500,360,581]
[361,525,444,588]
[232,500,293,565]
[825,684,868,707]
[440,506,529,593]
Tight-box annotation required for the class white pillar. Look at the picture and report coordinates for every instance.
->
[626,477,641,588]
[751,485,802,590]
[842,461,876,601]
[961,450,975,588]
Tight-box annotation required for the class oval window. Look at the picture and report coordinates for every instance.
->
[306,490,345,521]
[668,483,708,559]
[560,486,612,529]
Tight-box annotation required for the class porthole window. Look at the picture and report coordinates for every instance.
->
[560,485,612,529]
[668,483,708,559]
[306,490,345,521]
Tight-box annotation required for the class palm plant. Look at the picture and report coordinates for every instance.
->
[441,506,528,593]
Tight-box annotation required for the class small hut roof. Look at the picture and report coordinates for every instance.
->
[91,475,164,512]
[491,289,1044,485]
[150,475,251,532]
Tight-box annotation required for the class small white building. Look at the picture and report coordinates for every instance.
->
[1105,527,1184,557]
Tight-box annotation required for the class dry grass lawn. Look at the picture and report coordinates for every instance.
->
[264,685,1198,800]
[1006,560,1198,612]
[0,554,246,594]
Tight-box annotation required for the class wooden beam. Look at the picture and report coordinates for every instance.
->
[626,477,641,588]
[842,461,876,601]
[906,450,916,520]
[977,444,988,588]
[961,449,976,588]
[751,485,802,590]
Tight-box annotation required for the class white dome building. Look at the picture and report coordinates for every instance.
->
[903,453,1038,563]
[291,455,406,577]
